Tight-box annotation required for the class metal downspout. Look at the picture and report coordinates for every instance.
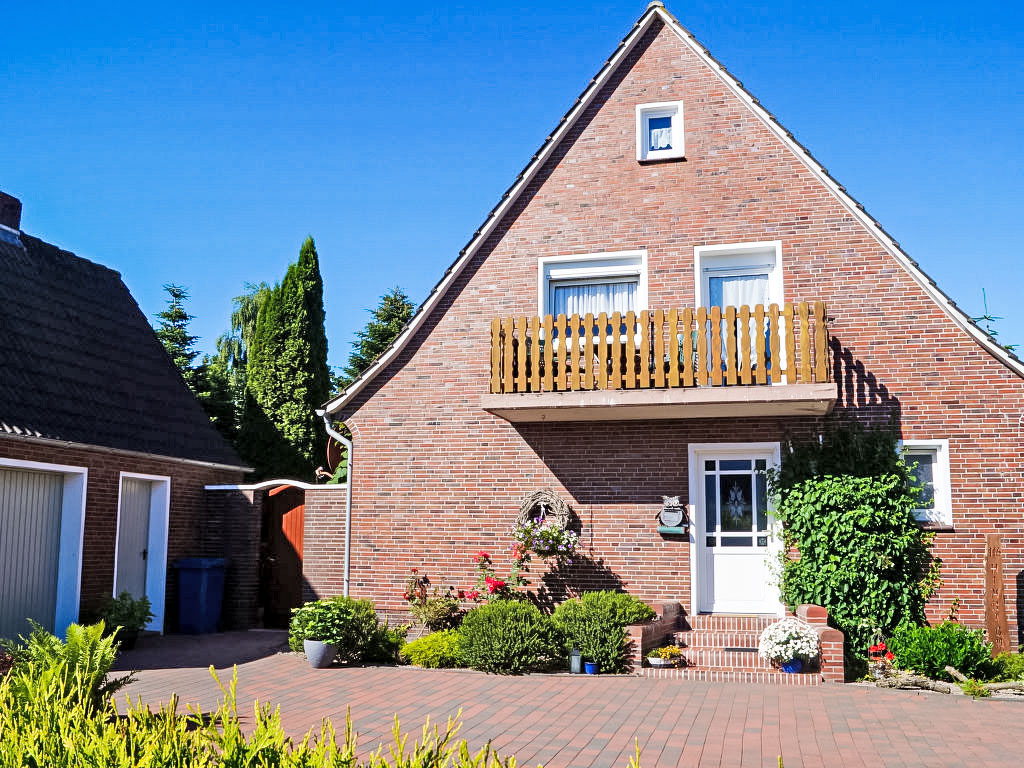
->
[320,413,353,597]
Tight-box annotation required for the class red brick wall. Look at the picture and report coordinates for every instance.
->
[0,436,246,631]
[316,20,1024,643]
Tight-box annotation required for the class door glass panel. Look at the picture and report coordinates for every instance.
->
[720,459,751,471]
[757,535,769,547]
[705,536,716,547]
[719,475,753,532]
[704,474,717,532]
[721,536,753,547]
[755,472,768,531]
[704,460,716,471]
[755,459,767,471]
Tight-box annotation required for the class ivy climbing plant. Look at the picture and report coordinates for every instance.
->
[771,420,941,666]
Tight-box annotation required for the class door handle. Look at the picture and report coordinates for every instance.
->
[141,548,148,561]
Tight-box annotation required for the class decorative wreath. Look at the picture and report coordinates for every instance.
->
[516,489,572,529]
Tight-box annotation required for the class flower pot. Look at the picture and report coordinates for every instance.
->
[584,661,599,675]
[647,656,675,668]
[304,639,339,669]
[780,658,803,674]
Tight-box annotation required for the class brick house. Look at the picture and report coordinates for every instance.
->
[0,191,254,639]
[313,3,1024,651]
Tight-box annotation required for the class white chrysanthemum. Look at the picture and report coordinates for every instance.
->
[757,617,820,663]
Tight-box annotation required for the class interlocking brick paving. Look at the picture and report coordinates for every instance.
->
[119,632,1024,767]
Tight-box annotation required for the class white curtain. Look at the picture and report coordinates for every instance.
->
[708,273,769,369]
[552,280,636,318]
[648,116,673,151]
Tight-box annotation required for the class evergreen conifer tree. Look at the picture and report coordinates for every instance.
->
[335,287,415,390]
[154,284,201,390]
[242,238,331,479]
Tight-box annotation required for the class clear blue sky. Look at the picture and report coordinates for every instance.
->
[3,1,1021,370]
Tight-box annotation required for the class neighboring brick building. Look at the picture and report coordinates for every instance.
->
[0,191,253,639]
[315,3,1024,649]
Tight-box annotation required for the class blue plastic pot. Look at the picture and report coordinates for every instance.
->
[584,661,599,675]
[781,658,803,674]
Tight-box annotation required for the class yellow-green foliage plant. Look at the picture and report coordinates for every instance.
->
[0,660,530,767]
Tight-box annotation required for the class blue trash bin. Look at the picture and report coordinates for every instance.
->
[173,557,226,634]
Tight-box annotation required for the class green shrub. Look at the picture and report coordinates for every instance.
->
[100,591,154,634]
[991,651,1024,682]
[457,601,559,674]
[3,621,132,712]
[363,622,408,664]
[0,664,533,767]
[401,630,464,668]
[288,597,394,663]
[773,473,938,658]
[888,622,993,681]
[550,591,655,673]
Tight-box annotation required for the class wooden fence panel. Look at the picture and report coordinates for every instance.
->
[784,304,796,383]
[639,310,651,388]
[682,308,694,387]
[754,304,767,385]
[490,318,502,393]
[667,309,680,388]
[696,307,708,386]
[798,302,811,384]
[710,306,723,386]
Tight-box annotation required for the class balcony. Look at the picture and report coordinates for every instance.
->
[482,302,837,422]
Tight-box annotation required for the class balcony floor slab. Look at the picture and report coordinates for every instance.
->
[481,383,837,422]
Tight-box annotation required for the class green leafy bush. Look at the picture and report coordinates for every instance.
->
[457,601,559,674]
[773,473,937,658]
[100,591,154,635]
[288,597,395,663]
[3,621,132,711]
[363,622,408,664]
[401,630,464,668]
[550,591,655,673]
[888,622,993,681]
[991,651,1024,682]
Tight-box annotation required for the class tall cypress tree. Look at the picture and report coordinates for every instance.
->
[242,237,331,479]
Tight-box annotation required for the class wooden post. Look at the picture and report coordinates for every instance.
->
[502,317,515,394]
[985,534,1011,655]
[653,309,666,388]
[667,309,680,388]
[584,313,595,390]
[515,316,527,393]
[490,318,502,393]
[529,316,541,392]
[639,310,651,388]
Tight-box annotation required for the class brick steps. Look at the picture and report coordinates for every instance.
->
[642,666,823,685]
[669,630,760,649]
[686,614,778,632]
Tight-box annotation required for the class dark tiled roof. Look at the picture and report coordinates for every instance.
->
[0,232,247,468]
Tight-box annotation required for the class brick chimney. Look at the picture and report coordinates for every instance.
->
[0,192,22,232]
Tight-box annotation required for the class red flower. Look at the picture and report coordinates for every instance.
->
[486,578,506,594]
[466,590,479,600]
[869,645,879,654]
[885,651,894,662]
[877,641,886,651]
[411,568,418,573]
[458,590,466,599]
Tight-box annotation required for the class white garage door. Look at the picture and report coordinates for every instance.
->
[0,468,64,639]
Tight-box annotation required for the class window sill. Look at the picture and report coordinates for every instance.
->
[917,521,955,533]
[638,155,686,165]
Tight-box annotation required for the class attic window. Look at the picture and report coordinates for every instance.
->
[636,101,684,161]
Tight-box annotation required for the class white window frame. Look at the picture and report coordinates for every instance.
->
[899,439,952,526]
[636,101,685,161]
[113,472,171,633]
[537,250,648,319]
[0,457,87,636]
[693,241,785,310]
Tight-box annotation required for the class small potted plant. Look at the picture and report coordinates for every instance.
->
[289,600,343,668]
[100,591,154,651]
[867,640,896,679]
[646,644,685,668]
[757,617,819,673]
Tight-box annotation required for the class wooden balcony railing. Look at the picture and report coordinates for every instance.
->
[489,302,829,394]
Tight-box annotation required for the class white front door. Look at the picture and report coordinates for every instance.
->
[690,444,782,615]
[113,473,170,632]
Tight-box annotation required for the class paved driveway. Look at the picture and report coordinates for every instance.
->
[119,632,1023,767]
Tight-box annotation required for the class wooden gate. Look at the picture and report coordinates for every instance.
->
[261,485,305,628]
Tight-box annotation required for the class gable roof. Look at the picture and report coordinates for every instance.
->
[322,1,1024,417]
[0,231,249,469]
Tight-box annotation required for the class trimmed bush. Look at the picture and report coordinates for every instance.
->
[288,597,394,663]
[888,622,993,681]
[991,651,1024,682]
[550,591,655,673]
[401,630,463,668]
[457,601,559,674]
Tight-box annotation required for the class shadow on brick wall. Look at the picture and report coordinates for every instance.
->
[830,339,903,423]
[530,554,627,614]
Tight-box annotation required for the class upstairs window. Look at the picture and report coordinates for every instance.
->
[636,101,685,162]
[900,439,952,526]
[538,251,647,319]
